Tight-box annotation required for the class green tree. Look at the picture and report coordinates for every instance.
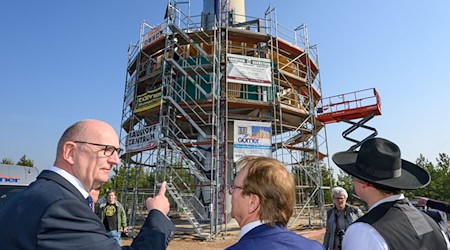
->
[102,164,155,203]
[405,153,450,202]
[1,158,14,165]
[16,154,34,167]
[435,153,450,201]
[321,166,335,205]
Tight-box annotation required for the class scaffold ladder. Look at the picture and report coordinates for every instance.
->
[165,183,210,238]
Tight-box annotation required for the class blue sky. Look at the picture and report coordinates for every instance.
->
[1,0,449,173]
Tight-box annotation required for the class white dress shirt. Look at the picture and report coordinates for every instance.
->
[237,220,263,241]
[48,166,89,199]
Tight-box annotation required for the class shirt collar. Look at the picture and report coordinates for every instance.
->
[238,220,263,241]
[369,193,405,211]
[48,166,90,199]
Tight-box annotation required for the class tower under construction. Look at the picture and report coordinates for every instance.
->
[119,0,328,238]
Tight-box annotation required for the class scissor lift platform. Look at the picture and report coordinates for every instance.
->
[317,88,381,124]
[317,88,382,151]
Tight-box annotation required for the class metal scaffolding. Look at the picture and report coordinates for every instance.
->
[118,0,329,238]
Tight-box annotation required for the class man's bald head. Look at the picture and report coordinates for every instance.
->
[54,120,120,191]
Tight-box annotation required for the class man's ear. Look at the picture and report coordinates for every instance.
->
[63,142,76,165]
[361,180,373,190]
[248,194,261,214]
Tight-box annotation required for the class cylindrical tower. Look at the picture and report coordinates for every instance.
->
[119,0,327,238]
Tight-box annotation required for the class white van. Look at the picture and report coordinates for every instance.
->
[0,164,39,208]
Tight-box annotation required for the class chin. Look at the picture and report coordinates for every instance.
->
[98,175,109,184]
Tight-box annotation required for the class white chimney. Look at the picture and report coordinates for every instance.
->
[202,0,246,29]
[229,0,246,24]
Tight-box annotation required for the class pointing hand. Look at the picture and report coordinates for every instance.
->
[146,181,170,215]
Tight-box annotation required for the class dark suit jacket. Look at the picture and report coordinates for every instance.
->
[427,199,450,213]
[226,224,324,250]
[0,170,175,249]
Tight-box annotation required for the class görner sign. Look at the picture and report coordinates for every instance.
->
[237,136,260,144]
[233,120,272,162]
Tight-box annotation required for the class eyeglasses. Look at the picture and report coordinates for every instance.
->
[73,141,123,157]
[227,184,244,194]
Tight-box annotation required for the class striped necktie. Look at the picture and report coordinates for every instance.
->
[86,196,94,212]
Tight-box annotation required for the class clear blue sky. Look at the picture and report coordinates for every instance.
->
[1,0,449,173]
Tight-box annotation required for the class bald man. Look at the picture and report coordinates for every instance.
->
[0,120,175,249]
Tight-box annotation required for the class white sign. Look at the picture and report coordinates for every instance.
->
[233,120,272,162]
[227,54,272,86]
[126,124,160,153]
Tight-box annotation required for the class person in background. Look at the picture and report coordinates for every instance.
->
[99,191,128,244]
[332,137,449,250]
[417,196,450,213]
[225,156,323,250]
[0,119,175,249]
[323,187,364,250]
[416,196,450,240]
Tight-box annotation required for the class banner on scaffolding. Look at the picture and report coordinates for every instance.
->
[125,124,160,153]
[134,87,162,114]
[233,120,272,162]
[124,72,137,106]
[226,54,272,87]
[143,23,165,47]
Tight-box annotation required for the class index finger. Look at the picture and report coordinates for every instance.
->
[157,181,167,196]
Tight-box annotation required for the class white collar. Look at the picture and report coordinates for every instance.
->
[369,193,405,211]
[238,220,263,241]
[48,166,89,199]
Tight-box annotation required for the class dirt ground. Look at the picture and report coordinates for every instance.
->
[123,220,325,250]
[122,218,449,249]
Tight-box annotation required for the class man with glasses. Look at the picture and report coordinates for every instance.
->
[0,119,175,249]
[226,156,323,250]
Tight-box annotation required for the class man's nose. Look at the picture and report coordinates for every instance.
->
[109,151,120,164]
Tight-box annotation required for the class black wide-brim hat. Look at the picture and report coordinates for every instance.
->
[332,138,430,190]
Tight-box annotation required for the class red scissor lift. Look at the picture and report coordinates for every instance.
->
[317,88,382,151]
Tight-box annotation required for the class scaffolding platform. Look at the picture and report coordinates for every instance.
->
[316,88,381,124]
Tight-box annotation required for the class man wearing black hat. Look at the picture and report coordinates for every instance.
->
[332,137,449,250]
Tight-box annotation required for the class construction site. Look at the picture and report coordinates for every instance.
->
[117,0,382,239]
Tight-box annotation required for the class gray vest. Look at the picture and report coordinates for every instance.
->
[356,199,447,250]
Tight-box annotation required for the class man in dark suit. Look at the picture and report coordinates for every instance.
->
[417,196,450,213]
[0,119,175,249]
[225,156,323,250]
